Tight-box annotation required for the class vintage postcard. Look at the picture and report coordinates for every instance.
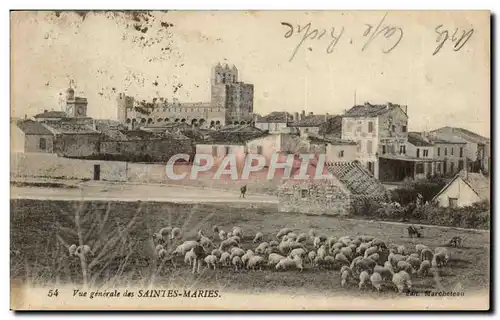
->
[10,10,490,311]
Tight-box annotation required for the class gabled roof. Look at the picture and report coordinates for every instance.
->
[306,133,357,146]
[289,115,337,127]
[325,161,387,196]
[15,120,53,135]
[256,112,291,123]
[408,132,434,147]
[431,126,490,145]
[427,132,468,144]
[34,111,67,119]
[203,131,269,145]
[43,121,99,134]
[432,170,490,202]
[344,102,406,118]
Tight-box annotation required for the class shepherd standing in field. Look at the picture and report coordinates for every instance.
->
[191,239,207,274]
[240,185,247,199]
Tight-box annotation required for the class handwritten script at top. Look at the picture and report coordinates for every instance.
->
[281,12,475,62]
[281,12,403,62]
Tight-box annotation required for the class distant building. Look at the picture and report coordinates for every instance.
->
[431,126,490,174]
[116,63,254,129]
[11,120,55,153]
[424,132,467,177]
[433,170,490,208]
[278,161,387,215]
[405,132,440,178]
[342,102,409,180]
[254,111,291,133]
[33,110,67,122]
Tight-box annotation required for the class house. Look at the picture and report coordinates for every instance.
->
[278,161,387,215]
[11,119,55,153]
[254,111,292,133]
[42,120,102,158]
[425,132,467,177]
[342,102,409,180]
[33,110,68,122]
[431,126,490,174]
[433,170,490,208]
[404,132,441,178]
[288,112,340,136]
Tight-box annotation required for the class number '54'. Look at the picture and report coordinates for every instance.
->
[47,289,59,297]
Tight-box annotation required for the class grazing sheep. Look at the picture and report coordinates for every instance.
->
[247,256,265,270]
[356,243,370,255]
[397,245,407,255]
[392,271,412,293]
[372,239,387,249]
[323,256,336,269]
[253,232,264,243]
[409,253,420,259]
[418,260,431,276]
[211,249,222,258]
[314,255,324,268]
[170,227,182,240]
[355,258,377,273]
[204,254,218,270]
[364,246,379,258]
[313,237,322,249]
[232,227,243,239]
[68,244,77,256]
[289,248,307,259]
[332,242,345,251]
[229,236,241,244]
[227,232,233,238]
[255,242,270,255]
[277,228,293,239]
[264,246,278,255]
[308,228,316,240]
[359,271,371,290]
[230,247,245,258]
[232,256,243,271]
[308,251,317,265]
[173,241,198,256]
[432,252,447,267]
[435,247,450,263]
[415,244,429,254]
[184,249,196,266]
[350,256,363,270]
[268,253,285,266]
[326,236,338,248]
[212,225,219,234]
[397,260,416,274]
[241,250,255,264]
[371,272,383,291]
[374,265,393,280]
[276,256,303,272]
[219,252,231,266]
[335,253,350,266]
[219,238,238,251]
[279,240,301,255]
[155,244,164,255]
[384,261,395,275]
[348,243,358,253]
[389,252,407,267]
[218,230,227,241]
[367,253,380,263]
[420,248,434,262]
[340,247,353,259]
[199,236,215,250]
[339,236,351,246]
[350,239,362,246]
[269,240,279,247]
[406,256,421,269]
[317,245,327,260]
[287,232,298,241]
[296,233,308,243]
[157,248,168,260]
[341,269,353,288]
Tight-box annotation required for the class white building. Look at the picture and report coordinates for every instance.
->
[433,170,489,208]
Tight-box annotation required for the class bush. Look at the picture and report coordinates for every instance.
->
[390,176,447,205]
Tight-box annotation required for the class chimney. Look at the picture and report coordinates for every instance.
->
[325,113,329,122]
[44,109,48,113]
[24,114,27,119]
[364,102,370,107]
[309,112,314,116]
[294,112,299,121]
[301,110,306,120]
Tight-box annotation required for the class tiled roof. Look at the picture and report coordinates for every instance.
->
[408,132,434,147]
[15,120,53,135]
[459,171,490,201]
[289,114,335,127]
[325,161,386,196]
[34,111,67,119]
[256,112,291,123]
[204,132,269,145]
[344,102,405,118]
[44,121,99,134]
[432,127,490,145]
[306,133,357,146]
[427,132,468,144]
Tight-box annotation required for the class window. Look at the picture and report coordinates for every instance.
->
[368,121,374,133]
[356,141,362,153]
[225,146,230,155]
[445,148,448,156]
[402,125,407,133]
[437,163,441,172]
[416,163,424,174]
[449,197,458,209]
[339,150,344,158]
[367,140,373,153]
[400,145,406,154]
[304,128,309,133]
[392,125,396,132]
[437,147,440,156]
[368,162,374,174]
[450,162,455,173]
[458,160,464,171]
[460,147,463,157]
[39,137,46,150]
[382,145,386,154]
[416,148,420,158]
[300,189,308,199]
[451,147,454,156]
[423,149,429,157]
[257,145,263,155]
[212,146,218,157]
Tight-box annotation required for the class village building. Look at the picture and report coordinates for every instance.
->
[117,63,254,129]
[400,132,441,179]
[254,111,291,133]
[11,119,55,153]
[288,112,342,136]
[341,102,409,181]
[278,161,387,215]
[33,110,68,122]
[431,126,490,174]
[432,170,490,208]
[424,132,467,177]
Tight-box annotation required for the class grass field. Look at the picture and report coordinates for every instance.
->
[10,199,490,296]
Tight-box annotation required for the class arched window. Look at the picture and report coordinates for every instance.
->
[147,118,153,124]
[157,118,163,122]
[141,118,146,124]
[126,118,131,124]
[181,119,186,123]
[174,119,180,123]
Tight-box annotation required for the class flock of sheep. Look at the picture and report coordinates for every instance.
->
[152,225,452,293]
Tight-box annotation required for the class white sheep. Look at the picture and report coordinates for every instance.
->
[335,253,350,266]
[247,255,265,270]
[229,236,241,244]
[173,240,198,256]
[268,253,285,267]
[232,255,243,271]
[374,265,393,280]
[340,247,353,260]
[184,248,196,266]
[289,248,307,260]
[435,247,450,263]
[384,261,395,275]
[230,247,245,259]
[432,252,447,267]
[277,228,293,239]
[153,227,172,244]
[218,230,227,241]
[397,260,416,274]
[241,250,255,266]
[392,271,412,293]
[367,253,380,263]
[308,251,317,265]
[211,249,222,258]
[255,242,269,255]
[418,260,431,276]
[286,232,298,242]
[317,245,327,260]
[359,271,371,289]
[420,248,434,262]
[253,232,263,243]
[415,244,429,254]
[370,272,383,291]
[219,238,238,251]
[232,227,243,239]
[326,236,338,249]
[269,240,279,247]
[219,252,231,266]
[308,228,316,240]
[170,227,182,240]
[406,256,421,270]
[313,237,322,249]
[155,244,164,254]
[68,244,77,256]
[296,233,308,243]
[204,254,218,270]
[364,246,378,258]
[397,245,407,255]
[275,256,303,272]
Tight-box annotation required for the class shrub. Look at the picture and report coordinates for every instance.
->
[390,176,447,205]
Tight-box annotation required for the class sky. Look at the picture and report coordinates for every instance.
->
[10,10,490,137]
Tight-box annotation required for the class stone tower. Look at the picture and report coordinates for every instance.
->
[65,81,88,118]
[116,93,135,122]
